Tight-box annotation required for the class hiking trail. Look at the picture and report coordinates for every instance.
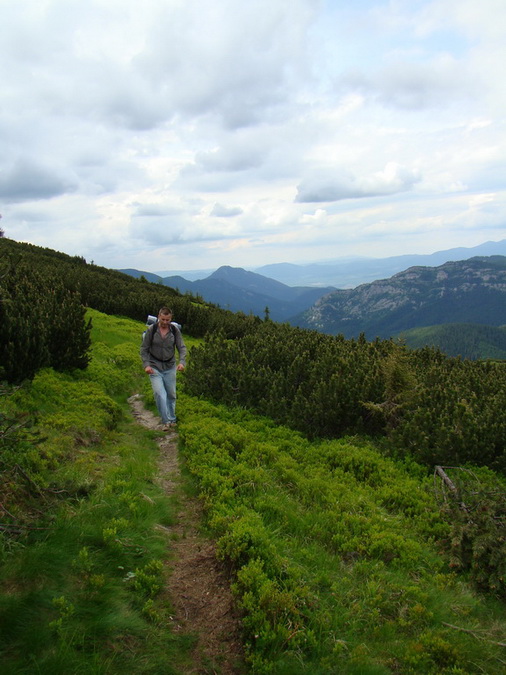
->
[128,394,245,674]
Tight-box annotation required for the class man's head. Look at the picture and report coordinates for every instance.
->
[158,307,173,327]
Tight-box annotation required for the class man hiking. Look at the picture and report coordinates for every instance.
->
[140,307,186,431]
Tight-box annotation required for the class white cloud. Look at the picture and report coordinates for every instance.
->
[195,144,264,173]
[210,203,244,217]
[0,0,505,272]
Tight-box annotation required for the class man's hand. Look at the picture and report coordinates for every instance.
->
[145,366,154,374]
[177,364,185,372]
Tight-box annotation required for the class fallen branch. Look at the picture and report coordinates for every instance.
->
[13,463,45,496]
[0,501,18,520]
[0,522,51,533]
[443,622,506,647]
[435,466,458,493]
[434,465,470,512]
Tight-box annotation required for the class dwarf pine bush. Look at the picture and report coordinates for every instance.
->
[0,249,91,383]
[178,393,506,673]
[184,322,506,473]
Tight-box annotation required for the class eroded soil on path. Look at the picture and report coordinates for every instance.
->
[128,394,245,674]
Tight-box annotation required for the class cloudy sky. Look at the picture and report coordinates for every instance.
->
[1,0,505,274]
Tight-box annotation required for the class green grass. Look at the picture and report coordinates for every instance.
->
[0,310,197,674]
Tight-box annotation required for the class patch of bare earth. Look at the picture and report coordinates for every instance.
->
[128,395,245,674]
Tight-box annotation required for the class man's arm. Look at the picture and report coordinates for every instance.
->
[174,326,187,370]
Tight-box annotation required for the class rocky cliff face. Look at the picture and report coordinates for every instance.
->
[297,256,506,338]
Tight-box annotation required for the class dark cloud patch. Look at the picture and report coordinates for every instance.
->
[296,164,420,203]
[195,146,264,172]
[0,158,77,202]
[133,203,185,217]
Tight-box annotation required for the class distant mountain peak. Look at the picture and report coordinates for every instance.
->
[209,265,290,292]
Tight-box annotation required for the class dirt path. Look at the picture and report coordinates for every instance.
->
[128,394,245,674]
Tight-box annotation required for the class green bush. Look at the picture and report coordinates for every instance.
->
[184,322,506,474]
[438,467,506,597]
[0,249,91,383]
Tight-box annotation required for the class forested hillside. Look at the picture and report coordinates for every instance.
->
[184,322,506,474]
[400,323,506,360]
[0,237,260,383]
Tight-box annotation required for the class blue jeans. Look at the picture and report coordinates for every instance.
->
[149,367,177,424]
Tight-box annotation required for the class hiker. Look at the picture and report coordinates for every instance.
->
[140,307,186,431]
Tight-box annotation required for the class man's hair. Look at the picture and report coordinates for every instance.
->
[158,307,173,316]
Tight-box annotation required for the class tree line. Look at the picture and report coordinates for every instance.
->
[0,245,91,383]
[0,237,260,384]
[401,322,506,361]
[184,322,506,474]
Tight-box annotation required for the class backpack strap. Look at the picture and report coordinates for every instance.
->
[148,321,157,348]
[148,322,177,349]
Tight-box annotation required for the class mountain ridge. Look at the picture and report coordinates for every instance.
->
[145,238,506,289]
[255,239,506,287]
[294,255,506,339]
[117,241,506,357]
[117,265,336,322]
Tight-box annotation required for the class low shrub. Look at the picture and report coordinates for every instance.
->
[178,393,506,673]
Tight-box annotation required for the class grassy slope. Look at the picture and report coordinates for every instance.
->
[0,310,199,674]
[1,309,505,674]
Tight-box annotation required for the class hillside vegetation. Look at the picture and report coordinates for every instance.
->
[0,237,261,384]
[185,322,506,474]
[0,309,505,673]
[179,394,506,674]
[1,238,506,673]
[399,323,506,361]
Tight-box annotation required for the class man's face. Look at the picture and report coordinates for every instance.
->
[158,312,172,328]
